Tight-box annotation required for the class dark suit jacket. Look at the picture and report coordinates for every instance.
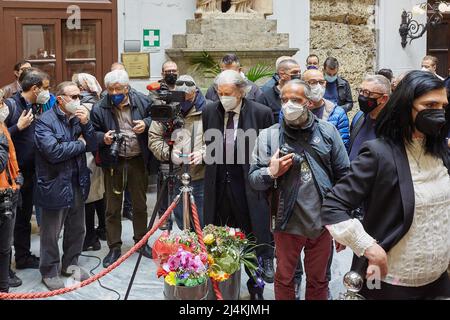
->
[321,138,450,274]
[202,98,274,226]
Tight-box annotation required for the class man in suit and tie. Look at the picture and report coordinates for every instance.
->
[202,70,274,299]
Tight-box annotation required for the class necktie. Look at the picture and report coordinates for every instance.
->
[225,111,235,163]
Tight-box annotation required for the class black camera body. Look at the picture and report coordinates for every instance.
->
[110,132,125,159]
[0,189,14,221]
[149,85,186,127]
[279,143,304,166]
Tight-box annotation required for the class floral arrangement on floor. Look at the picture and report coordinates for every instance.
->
[202,225,262,286]
[153,231,208,287]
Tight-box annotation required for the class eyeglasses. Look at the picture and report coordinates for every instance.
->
[175,80,196,87]
[64,94,81,100]
[164,70,177,75]
[307,80,327,86]
[356,88,384,97]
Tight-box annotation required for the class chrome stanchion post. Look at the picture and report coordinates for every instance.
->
[339,271,366,300]
[180,173,193,231]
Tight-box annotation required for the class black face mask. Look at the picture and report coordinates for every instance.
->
[358,95,379,114]
[164,73,178,86]
[415,108,446,137]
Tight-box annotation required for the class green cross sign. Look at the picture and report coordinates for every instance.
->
[143,29,160,47]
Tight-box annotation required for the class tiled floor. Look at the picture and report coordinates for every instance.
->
[9,187,353,300]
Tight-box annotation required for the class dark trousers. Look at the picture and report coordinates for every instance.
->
[215,183,251,234]
[84,198,106,245]
[173,179,204,230]
[14,168,35,262]
[103,156,148,249]
[274,230,332,300]
[360,272,450,300]
[39,187,86,278]
[123,189,132,213]
[0,196,17,292]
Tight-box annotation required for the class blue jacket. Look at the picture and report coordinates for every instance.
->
[34,106,97,210]
[249,117,350,231]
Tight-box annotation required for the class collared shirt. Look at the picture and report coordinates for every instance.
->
[223,100,243,141]
[116,103,141,157]
[349,114,376,161]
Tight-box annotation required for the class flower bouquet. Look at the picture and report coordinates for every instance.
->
[153,231,209,300]
[202,225,263,299]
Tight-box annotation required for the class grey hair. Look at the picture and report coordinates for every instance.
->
[104,70,129,88]
[280,79,313,100]
[214,70,250,95]
[364,74,392,95]
[55,81,78,97]
[277,59,299,73]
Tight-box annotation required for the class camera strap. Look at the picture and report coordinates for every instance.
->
[110,107,128,195]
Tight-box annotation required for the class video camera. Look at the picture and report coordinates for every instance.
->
[148,82,186,128]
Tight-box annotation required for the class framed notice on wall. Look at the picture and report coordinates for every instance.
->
[121,52,150,78]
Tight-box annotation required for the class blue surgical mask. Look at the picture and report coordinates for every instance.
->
[110,94,125,106]
[325,74,337,83]
[307,65,319,70]
[180,101,193,114]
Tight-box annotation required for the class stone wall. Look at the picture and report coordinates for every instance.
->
[310,0,377,116]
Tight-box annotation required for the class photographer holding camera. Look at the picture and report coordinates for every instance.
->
[148,75,206,230]
[248,80,349,300]
[0,94,22,293]
[91,70,153,268]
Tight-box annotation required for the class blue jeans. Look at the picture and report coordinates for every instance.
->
[173,179,204,230]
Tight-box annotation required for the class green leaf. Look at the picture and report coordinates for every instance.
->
[189,51,221,77]
[245,63,275,83]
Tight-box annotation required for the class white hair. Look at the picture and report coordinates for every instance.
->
[104,70,129,88]
[176,75,197,94]
[281,79,313,100]
[214,70,250,94]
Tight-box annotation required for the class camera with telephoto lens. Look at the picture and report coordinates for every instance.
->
[109,133,125,159]
[279,143,303,165]
[149,83,185,128]
[0,189,14,221]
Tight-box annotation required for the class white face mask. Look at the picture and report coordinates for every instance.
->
[310,84,326,102]
[282,100,306,121]
[36,89,51,105]
[63,98,81,114]
[421,67,431,73]
[220,96,238,112]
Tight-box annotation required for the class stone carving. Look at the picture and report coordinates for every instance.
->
[195,0,271,16]
[195,0,220,14]
[228,0,256,13]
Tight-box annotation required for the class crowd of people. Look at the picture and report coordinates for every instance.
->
[0,52,448,300]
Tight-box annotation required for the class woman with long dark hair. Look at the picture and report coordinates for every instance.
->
[322,70,450,300]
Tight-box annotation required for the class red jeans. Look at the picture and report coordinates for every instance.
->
[274,230,332,300]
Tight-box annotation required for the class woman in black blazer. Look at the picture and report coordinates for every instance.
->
[322,71,450,300]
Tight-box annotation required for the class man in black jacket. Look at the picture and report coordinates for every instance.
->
[4,70,51,270]
[202,70,274,300]
[91,70,153,268]
[258,59,301,122]
[323,57,353,113]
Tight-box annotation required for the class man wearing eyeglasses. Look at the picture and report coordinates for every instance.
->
[148,75,206,230]
[349,75,391,161]
[34,81,97,290]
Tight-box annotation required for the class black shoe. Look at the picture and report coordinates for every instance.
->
[96,227,107,241]
[102,248,121,268]
[294,277,302,300]
[16,254,40,270]
[83,239,101,252]
[260,258,274,283]
[139,244,153,259]
[247,280,264,300]
[123,209,133,221]
[8,269,22,288]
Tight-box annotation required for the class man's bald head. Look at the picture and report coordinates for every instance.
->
[302,69,325,82]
